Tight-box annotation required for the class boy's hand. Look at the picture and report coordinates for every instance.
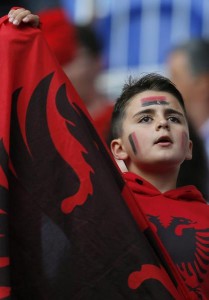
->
[8,8,40,28]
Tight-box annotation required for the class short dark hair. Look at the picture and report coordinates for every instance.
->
[110,73,186,140]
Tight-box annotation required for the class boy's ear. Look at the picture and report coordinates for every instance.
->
[185,139,193,161]
[110,138,128,160]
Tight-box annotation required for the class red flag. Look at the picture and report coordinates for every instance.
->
[0,15,190,299]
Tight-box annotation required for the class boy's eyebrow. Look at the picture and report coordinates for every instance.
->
[132,108,155,119]
[132,108,185,119]
[164,108,185,117]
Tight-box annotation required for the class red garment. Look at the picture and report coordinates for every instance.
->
[124,172,209,300]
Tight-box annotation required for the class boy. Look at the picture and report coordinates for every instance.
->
[8,8,209,299]
[110,73,209,299]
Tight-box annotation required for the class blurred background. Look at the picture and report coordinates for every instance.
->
[1,0,209,98]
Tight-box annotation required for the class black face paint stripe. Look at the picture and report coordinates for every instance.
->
[128,134,137,154]
[142,100,169,107]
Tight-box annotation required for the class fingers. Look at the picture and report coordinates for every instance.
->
[8,8,31,25]
[8,8,40,27]
[22,14,40,27]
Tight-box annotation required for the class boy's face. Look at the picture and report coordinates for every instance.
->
[111,90,193,174]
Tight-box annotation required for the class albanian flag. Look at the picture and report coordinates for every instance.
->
[0,15,190,299]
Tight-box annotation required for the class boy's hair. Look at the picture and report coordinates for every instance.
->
[110,73,186,140]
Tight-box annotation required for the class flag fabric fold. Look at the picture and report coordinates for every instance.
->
[0,15,189,299]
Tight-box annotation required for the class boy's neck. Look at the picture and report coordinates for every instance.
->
[128,165,179,193]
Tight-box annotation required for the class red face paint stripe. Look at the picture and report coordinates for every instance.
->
[141,96,169,107]
[141,96,166,103]
[142,100,169,107]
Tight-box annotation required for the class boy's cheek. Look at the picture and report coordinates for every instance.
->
[181,132,189,150]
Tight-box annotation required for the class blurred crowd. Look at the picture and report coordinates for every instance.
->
[1,0,209,200]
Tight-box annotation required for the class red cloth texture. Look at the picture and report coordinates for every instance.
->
[38,8,78,65]
[0,14,191,299]
[124,172,209,300]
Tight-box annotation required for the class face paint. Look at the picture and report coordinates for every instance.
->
[141,96,169,107]
[128,132,140,155]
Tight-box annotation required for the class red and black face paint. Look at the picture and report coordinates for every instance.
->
[128,132,139,155]
[141,96,169,107]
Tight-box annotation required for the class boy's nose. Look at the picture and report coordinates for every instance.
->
[156,119,170,130]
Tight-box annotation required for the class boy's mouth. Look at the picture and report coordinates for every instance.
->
[154,136,172,144]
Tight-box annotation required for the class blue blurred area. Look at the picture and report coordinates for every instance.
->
[3,0,209,96]
[61,0,209,69]
[59,0,209,97]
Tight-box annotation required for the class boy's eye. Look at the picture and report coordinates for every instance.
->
[139,116,152,123]
[168,116,181,123]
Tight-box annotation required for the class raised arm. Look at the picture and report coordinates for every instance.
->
[8,8,40,27]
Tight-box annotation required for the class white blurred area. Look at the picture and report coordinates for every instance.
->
[16,0,209,100]
[60,0,209,99]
